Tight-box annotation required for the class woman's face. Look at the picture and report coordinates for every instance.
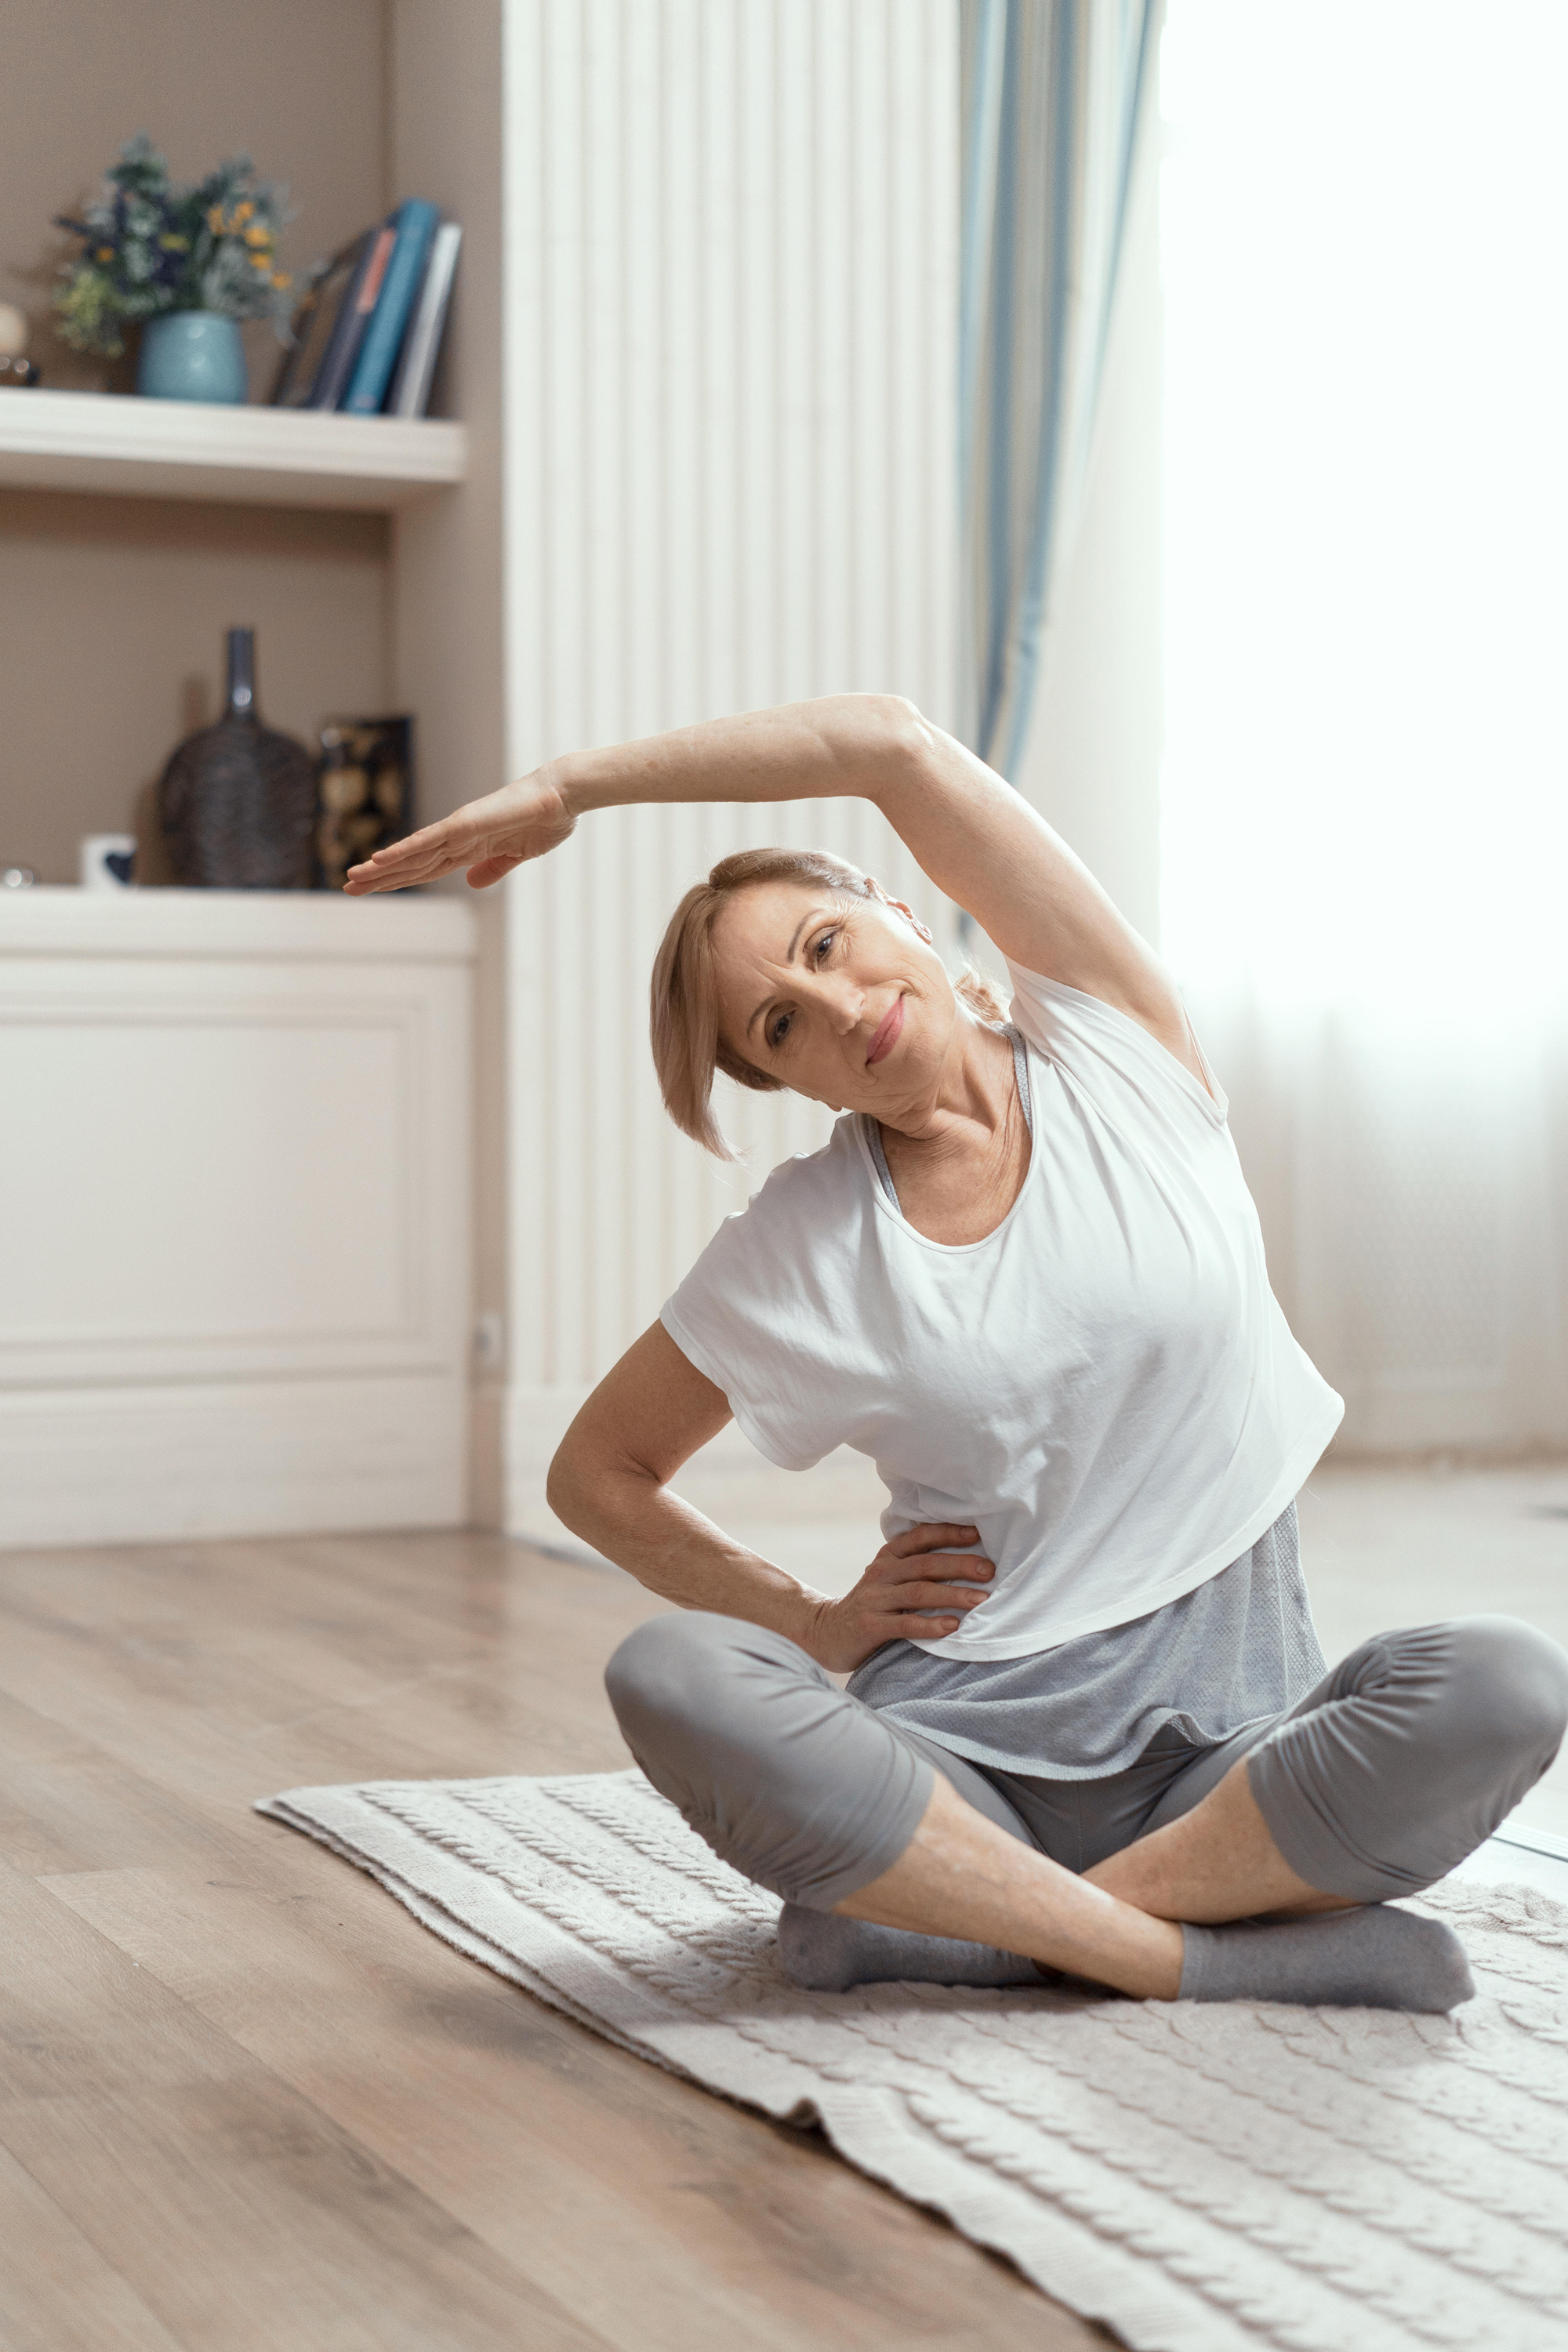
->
[710,879,960,1120]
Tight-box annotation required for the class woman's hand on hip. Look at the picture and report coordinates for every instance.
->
[343,768,576,895]
[807,1524,993,1673]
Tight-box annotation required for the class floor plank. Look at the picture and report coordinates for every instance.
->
[0,2137,187,2352]
[0,1534,1108,2351]
[0,1862,612,2352]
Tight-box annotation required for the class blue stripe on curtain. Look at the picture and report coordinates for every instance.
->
[960,0,1160,783]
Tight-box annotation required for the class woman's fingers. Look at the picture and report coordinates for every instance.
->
[345,822,463,893]
[345,775,575,897]
[885,1521,984,1558]
[883,1578,991,1614]
[866,1541,993,1591]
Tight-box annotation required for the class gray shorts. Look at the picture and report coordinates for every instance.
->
[606,1610,1568,1910]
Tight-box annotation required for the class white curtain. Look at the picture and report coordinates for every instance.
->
[1161,1,1568,1451]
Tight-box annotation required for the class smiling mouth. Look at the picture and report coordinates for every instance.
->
[866,996,905,1065]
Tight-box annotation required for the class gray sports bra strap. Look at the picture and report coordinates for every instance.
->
[866,1116,898,1203]
[1008,1024,1033,1134]
[866,1024,1032,1208]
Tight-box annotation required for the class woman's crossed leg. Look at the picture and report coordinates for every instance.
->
[606,1610,1568,2010]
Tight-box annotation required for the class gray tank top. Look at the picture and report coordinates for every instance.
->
[849,1031,1325,1780]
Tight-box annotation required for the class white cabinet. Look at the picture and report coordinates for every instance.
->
[0,889,474,1546]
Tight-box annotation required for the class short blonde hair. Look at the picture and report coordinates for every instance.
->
[649,845,1007,1159]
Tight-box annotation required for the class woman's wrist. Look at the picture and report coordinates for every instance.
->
[544,752,591,822]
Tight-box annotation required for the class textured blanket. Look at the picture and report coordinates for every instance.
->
[259,1769,1568,2352]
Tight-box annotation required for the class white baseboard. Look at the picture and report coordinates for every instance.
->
[0,1375,466,1550]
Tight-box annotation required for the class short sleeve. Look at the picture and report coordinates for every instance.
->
[1005,961,1229,1131]
[659,1283,826,1473]
[658,1140,865,1473]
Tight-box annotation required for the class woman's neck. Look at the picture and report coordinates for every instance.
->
[875,1018,1030,1243]
[880,1012,1015,1149]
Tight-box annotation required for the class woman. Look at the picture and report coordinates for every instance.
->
[347,695,1568,2009]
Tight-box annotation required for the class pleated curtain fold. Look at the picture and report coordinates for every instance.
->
[960,0,1160,781]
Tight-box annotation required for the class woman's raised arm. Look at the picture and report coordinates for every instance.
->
[344,695,1194,1074]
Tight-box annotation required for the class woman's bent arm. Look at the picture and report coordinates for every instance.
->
[547,1322,994,1673]
[546,1324,815,1642]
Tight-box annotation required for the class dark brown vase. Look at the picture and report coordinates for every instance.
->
[158,629,317,888]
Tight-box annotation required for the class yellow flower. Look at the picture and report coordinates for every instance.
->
[159,233,189,252]
[272,270,292,289]
[251,252,272,273]
[96,245,114,262]
[234,200,254,224]
[207,205,225,233]
[244,223,270,248]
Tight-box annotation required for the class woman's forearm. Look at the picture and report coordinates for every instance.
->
[550,694,924,821]
[548,1454,830,1651]
[546,695,1157,1025]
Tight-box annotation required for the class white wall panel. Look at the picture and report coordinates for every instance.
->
[502,0,960,1424]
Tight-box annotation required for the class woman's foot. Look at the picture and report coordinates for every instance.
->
[1179,1904,1475,2013]
[777,1904,1043,1991]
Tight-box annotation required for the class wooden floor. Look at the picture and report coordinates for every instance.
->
[0,1530,1109,2352]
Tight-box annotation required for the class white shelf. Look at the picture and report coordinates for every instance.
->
[0,389,466,512]
[0,884,478,962]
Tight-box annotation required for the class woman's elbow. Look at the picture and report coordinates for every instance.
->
[844,692,941,791]
[545,1438,590,1533]
[546,1431,660,1537]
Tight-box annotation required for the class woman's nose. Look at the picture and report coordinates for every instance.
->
[814,975,866,1035]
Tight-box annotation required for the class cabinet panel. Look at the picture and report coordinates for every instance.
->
[0,899,474,1542]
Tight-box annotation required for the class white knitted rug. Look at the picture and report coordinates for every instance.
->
[259,1769,1568,2352]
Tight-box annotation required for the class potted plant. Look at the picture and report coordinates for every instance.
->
[53,134,293,403]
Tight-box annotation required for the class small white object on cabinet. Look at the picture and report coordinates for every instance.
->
[79,833,136,888]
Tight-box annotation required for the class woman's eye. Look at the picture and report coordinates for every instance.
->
[813,930,837,963]
[768,1011,793,1049]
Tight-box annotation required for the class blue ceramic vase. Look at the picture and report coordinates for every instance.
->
[137,312,248,404]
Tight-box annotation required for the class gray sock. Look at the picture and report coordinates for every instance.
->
[777,1903,1042,1992]
[1179,1904,1475,2013]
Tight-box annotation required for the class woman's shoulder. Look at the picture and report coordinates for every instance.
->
[666,1115,866,1333]
[1007,960,1229,1132]
[739,1113,867,1227]
[683,1116,866,1286]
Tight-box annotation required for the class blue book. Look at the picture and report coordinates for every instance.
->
[342,199,441,414]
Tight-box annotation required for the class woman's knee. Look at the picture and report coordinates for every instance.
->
[604,1610,821,1753]
[604,1611,930,1909]
[1443,1615,1568,1765]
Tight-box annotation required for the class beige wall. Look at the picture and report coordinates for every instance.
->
[0,0,391,881]
[2,0,388,397]
[0,492,390,882]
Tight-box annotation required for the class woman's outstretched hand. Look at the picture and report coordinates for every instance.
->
[343,770,576,895]
[807,1523,994,1674]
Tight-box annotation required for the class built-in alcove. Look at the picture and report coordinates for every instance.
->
[0,487,392,883]
[0,0,507,1538]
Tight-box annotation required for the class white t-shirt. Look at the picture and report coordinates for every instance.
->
[660,962,1343,1661]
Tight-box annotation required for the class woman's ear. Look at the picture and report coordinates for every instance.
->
[864,874,932,946]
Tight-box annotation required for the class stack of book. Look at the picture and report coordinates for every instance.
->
[270,201,461,419]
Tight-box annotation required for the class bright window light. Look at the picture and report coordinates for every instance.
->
[1160,1,1568,1006]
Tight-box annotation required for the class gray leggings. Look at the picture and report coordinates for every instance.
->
[606,1611,1568,1910]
